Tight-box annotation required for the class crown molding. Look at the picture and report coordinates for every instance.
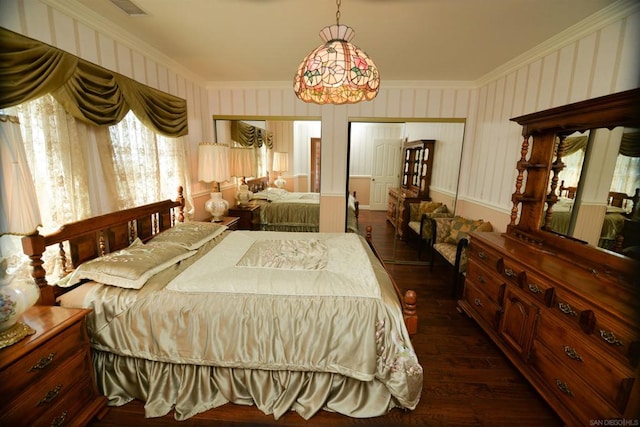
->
[206,80,477,90]
[43,0,208,86]
[475,0,640,87]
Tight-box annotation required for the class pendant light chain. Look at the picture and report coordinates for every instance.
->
[336,0,341,25]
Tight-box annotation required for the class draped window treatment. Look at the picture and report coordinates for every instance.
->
[9,94,192,234]
[230,121,273,148]
[0,27,188,137]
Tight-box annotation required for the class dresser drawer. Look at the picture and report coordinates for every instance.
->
[468,240,502,271]
[466,260,505,306]
[552,289,640,365]
[0,348,93,426]
[34,375,100,427]
[535,313,634,412]
[530,341,621,423]
[520,270,555,307]
[497,257,524,286]
[0,319,86,399]
[591,312,640,367]
[463,280,501,330]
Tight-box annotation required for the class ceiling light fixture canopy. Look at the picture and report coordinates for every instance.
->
[293,0,380,105]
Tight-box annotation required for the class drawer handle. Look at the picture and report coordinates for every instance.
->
[599,330,623,347]
[477,275,486,284]
[29,352,56,372]
[562,345,583,362]
[504,268,516,278]
[528,283,542,294]
[51,411,67,427]
[474,298,483,307]
[38,384,62,405]
[478,251,487,259]
[558,302,577,317]
[555,378,574,397]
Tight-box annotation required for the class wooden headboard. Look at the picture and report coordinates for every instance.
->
[245,176,269,192]
[22,187,185,305]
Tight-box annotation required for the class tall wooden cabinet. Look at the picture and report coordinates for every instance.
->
[387,139,435,239]
[458,89,640,426]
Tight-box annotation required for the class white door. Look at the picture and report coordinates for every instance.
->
[370,138,403,210]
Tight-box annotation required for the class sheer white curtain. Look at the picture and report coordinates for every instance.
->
[13,95,192,232]
[610,155,640,195]
[109,111,192,211]
[14,94,94,233]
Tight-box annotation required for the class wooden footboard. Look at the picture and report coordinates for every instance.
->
[364,226,418,335]
[21,187,185,305]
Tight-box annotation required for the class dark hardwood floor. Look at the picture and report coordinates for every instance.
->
[90,210,562,427]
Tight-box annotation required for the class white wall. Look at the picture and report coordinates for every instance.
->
[458,3,640,232]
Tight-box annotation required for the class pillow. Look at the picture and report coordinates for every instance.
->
[60,238,194,289]
[445,216,493,244]
[418,201,443,217]
[149,221,227,250]
[431,205,449,215]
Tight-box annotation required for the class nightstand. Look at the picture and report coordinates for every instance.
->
[0,306,107,426]
[228,205,261,230]
[218,216,240,230]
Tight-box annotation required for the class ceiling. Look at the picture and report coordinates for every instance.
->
[70,0,619,83]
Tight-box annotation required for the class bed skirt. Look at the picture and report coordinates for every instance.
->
[93,350,401,421]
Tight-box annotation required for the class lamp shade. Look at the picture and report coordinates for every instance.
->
[272,152,289,173]
[198,143,230,183]
[230,147,256,178]
[293,24,380,105]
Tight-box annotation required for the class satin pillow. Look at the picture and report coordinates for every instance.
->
[60,238,194,289]
[149,221,227,250]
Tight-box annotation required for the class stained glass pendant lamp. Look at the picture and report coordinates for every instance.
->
[293,0,380,105]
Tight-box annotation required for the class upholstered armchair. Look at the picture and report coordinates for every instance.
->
[407,201,452,257]
[430,216,493,297]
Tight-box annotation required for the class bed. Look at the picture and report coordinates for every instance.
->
[545,197,629,249]
[245,177,359,233]
[21,188,422,421]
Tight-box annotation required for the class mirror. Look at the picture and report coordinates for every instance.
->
[214,117,321,191]
[508,88,640,272]
[348,119,466,264]
[542,126,639,253]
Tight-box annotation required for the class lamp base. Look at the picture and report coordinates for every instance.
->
[274,175,286,189]
[0,321,35,349]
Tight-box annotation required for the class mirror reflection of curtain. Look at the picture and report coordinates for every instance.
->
[555,134,588,189]
[611,132,640,195]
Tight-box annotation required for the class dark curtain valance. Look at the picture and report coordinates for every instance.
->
[230,121,273,148]
[557,135,588,156]
[619,132,640,157]
[0,27,188,137]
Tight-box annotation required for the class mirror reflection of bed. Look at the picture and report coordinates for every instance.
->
[542,127,640,255]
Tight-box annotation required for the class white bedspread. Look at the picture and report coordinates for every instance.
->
[166,231,380,298]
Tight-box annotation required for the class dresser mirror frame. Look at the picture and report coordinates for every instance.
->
[507,88,640,283]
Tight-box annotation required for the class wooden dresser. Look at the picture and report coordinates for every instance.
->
[460,231,640,426]
[0,305,107,426]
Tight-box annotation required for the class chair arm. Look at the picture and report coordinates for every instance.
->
[454,238,469,274]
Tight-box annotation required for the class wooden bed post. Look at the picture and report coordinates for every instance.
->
[365,226,418,335]
[176,186,185,223]
[21,231,55,305]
